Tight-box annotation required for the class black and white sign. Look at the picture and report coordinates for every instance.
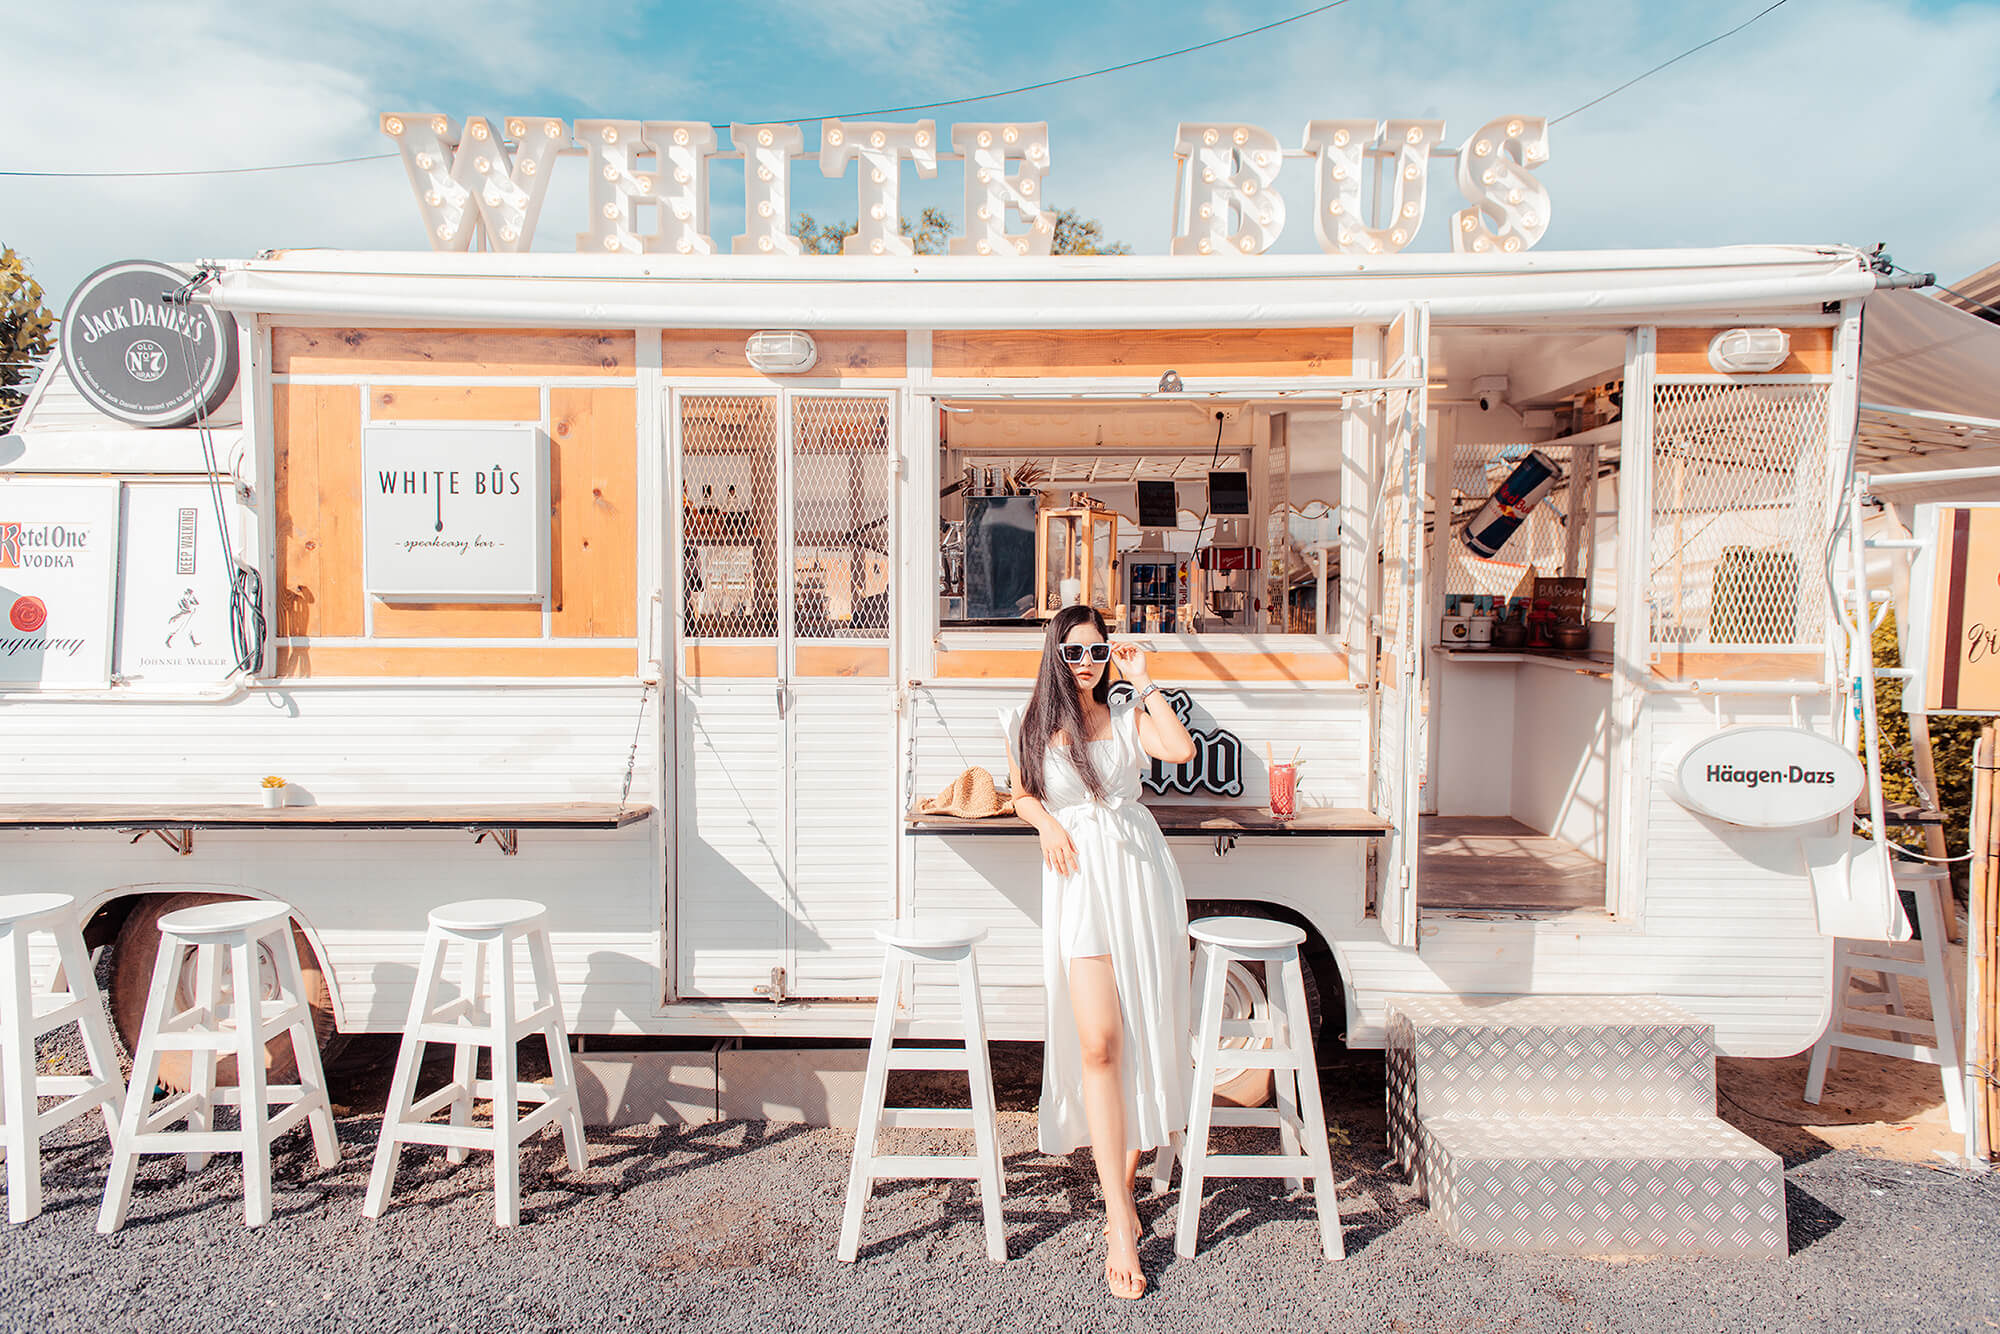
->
[115,484,235,685]
[60,261,238,428]
[362,425,548,601]
[1664,725,1863,828]
[0,481,119,688]
[1108,684,1243,797]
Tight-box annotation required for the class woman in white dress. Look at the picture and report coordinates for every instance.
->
[1001,605,1196,1300]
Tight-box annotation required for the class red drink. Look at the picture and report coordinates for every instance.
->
[1269,763,1297,821]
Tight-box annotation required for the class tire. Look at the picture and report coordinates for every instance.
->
[1188,902,1326,1108]
[109,893,343,1093]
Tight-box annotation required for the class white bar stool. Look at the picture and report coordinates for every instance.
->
[364,898,585,1228]
[838,918,1005,1263]
[98,899,339,1232]
[1806,866,1967,1133]
[0,892,125,1224]
[1175,916,1343,1261]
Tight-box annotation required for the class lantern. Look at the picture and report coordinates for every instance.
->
[1035,505,1121,621]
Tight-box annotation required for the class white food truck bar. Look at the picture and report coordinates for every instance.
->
[0,112,1930,1070]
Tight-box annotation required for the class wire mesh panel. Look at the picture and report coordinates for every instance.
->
[1443,444,1591,602]
[1649,383,1830,651]
[791,395,893,641]
[681,395,780,641]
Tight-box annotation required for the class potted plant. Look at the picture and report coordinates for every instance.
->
[260,775,288,809]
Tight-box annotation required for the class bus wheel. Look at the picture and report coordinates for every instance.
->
[109,893,343,1093]
[1209,949,1323,1107]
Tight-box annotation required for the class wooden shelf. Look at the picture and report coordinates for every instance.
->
[0,803,653,858]
[905,803,1388,838]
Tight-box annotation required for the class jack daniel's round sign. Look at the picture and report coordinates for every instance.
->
[59,260,238,428]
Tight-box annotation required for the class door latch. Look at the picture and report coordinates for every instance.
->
[753,966,788,1003]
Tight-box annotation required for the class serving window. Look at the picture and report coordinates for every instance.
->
[936,401,1345,640]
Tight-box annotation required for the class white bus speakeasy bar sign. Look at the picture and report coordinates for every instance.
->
[362,426,548,602]
[382,113,1549,258]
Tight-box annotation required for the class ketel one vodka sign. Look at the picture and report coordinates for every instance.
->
[60,261,238,428]
[361,425,548,601]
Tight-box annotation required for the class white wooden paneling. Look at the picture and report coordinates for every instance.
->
[0,684,658,802]
[788,682,896,998]
[906,681,1370,811]
[675,684,784,998]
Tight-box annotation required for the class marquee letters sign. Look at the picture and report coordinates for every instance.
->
[382,114,1549,258]
[1108,684,1243,798]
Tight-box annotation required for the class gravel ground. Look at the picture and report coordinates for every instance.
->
[7,1023,2000,1334]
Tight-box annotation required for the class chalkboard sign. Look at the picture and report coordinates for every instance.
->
[1534,575,1588,624]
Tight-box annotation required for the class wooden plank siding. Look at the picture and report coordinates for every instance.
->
[273,384,364,637]
[660,329,905,379]
[274,328,634,377]
[931,648,1350,684]
[270,332,641,678]
[931,328,1353,379]
[1654,327,1833,376]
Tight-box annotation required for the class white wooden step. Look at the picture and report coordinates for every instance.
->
[1413,1114,1785,1259]
[1385,995,1717,1171]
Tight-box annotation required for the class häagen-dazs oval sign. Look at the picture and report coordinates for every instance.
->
[1664,726,1864,828]
[59,261,238,428]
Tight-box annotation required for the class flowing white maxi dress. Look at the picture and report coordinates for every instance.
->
[1001,699,1193,1156]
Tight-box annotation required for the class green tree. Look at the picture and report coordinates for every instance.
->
[792,207,1129,256]
[1871,609,1981,897]
[0,248,55,432]
[795,207,954,256]
[1048,208,1131,256]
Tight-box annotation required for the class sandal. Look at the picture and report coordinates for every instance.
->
[1104,1220,1148,1301]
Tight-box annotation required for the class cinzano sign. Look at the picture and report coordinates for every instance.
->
[382,113,1550,259]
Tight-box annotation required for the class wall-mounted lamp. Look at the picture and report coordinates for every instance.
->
[1157,369,1183,393]
[1707,328,1790,374]
[745,330,818,374]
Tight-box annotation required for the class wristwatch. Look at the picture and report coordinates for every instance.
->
[1136,683,1162,706]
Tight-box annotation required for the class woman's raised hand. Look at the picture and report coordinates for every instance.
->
[1039,823,1079,876]
[1110,641,1149,685]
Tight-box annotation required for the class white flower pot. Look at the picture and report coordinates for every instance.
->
[261,786,286,809]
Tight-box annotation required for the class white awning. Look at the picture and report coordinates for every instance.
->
[1857,288,2000,501]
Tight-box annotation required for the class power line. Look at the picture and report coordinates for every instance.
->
[1551,0,1793,125]
[0,3,1358,181]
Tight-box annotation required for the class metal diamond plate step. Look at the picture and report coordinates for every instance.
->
[1386,995,1717,1174]
[1417,1114,1787,1259]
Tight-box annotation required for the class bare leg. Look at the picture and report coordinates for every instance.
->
[1069,955,1145,1299]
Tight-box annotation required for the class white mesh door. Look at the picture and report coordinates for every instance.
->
[1649,383,1831,660]
[1372,306,1428,950]
[786,393,897,998]
[675,393,786,999]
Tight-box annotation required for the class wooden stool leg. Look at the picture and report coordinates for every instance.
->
[99,933,187,1234]
[1804,941,1853,1104]
[1175,943,1228,1259]
[489,932,521,1228]
[364,929,448,1219]
[231,938,274,1228]
[271,929,339,1170]
[527,930,586,1173]
[1266,970,1304,1193]
[182,942,221,1174]
[446,939,482,1167]
[1914,884,1968,1135]
[838,947,903,1262]
[1,926,42,1224]
[956,949,1007,1263]
[54,923,125,1141]
[1280,954,1344,1261]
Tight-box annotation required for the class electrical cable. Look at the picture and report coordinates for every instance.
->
[1885,262,2000,320]
[1550,0,1794,125]
[1,3,1359,180]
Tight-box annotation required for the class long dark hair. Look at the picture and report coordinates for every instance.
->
[1018,605,1114,804]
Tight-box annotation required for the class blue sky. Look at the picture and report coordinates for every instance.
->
[9,0,2000,308]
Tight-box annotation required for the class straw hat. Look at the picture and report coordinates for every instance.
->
[918,767,1015,819]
